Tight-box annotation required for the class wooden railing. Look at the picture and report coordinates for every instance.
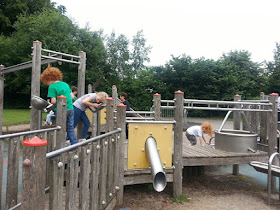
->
[1,97,127,210]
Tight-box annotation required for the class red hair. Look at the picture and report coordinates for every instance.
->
[40,64,63,85]
[201,122,213,136]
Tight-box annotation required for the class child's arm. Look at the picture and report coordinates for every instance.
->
[200,135,209,145]
[50,97,56,105]
[82,96,100,108]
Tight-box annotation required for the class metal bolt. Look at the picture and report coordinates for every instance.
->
[135,126,138,129]
[97,145,100,149]
[104,141,108,146]
[102,201,106,205]
[62,103,66,106]
[150,132,152,135]
[134,163,137,166]
[58,162,63,168]
[112,138,115,142]
[23,159,31,167]
[86,149,91,154]
[109,193,112,197]
[115,186,120,190]
[157,148,160,151]
[164,126,167,129]
[142,148,145,152]
[163,162,166,165]
[74,155,79,160]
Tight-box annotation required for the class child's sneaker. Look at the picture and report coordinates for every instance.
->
[65,140,70,147]
[79,138,86,142]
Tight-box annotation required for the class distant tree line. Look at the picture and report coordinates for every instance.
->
[1,0,280,117]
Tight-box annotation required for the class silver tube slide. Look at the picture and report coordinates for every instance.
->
[145,137,167,192]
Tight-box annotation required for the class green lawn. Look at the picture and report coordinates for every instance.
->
[2,109,47,126]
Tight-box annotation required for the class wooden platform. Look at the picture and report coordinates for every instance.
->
[182,144,268,166]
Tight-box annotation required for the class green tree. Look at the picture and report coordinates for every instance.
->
[0,0,53,35]
[131,30,151,77]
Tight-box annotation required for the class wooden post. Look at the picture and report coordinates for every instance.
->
[233,94,241,130]
[77,51,86,98]
[6,137,20,209]
[30,41,42,130]
[116,104,126,205]
[0,65,4,135]
[21,137,47,210]
[106,98,115,132]
[153,93,161,121]
[260,92,268,149]
[112,85,118,109]
[0,66,4,208]
[268,93,278,192]
[173,90,184,197]
[106,98,115,200]
[77,51,86,138]
[233,94,241,175]
[56,96,67,149]
[88,84,93,93]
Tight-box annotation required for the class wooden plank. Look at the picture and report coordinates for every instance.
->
[0,140,3,208]
[5,137,20,209]
[79,145,91,210]
[49,157,64,210]
[90,142,100,210]
[99,137,108,208]
[107,136,114,201]
[124,173,173,185]
[65,150,79,210]
[182,154,268,166]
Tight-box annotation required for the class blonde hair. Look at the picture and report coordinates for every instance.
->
[97,92,109,104]
[201,122,213,136]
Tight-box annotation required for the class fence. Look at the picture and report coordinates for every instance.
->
[0,97,127,210]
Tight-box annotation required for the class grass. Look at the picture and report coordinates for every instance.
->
[171,194,190,203]
[2,109,47,126]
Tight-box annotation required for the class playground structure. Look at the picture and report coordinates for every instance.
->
[0,41,280,208]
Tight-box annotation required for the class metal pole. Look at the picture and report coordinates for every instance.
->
[0,65,4,135]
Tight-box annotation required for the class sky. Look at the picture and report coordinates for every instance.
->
[51,0,280,66]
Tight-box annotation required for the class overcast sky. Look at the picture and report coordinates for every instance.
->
[51,0,280,66]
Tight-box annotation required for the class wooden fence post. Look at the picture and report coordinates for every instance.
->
[233,94,241,175]
[153,93,161,121]
[30,41,42,130]
[233,94,241,130]
[0,65,4,135]
[268,93,278,193]
[116,104,126,205]
[21,137,47,210]
[112,85,118,109]
[173,90,184,197]
[0,65,3,208]
[259,92,268,150]
[56,96,67,149]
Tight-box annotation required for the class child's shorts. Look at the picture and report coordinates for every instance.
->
[185,132,197,145]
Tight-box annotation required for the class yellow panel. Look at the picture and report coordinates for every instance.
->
[127,123,173,169]
[85,107,93,124]
[100,108,106,125]
[85,107,106,125]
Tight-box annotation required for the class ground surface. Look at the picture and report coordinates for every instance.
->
[116,170,279,210]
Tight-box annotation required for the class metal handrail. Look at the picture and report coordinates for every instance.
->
[42,48,80,59]
[46,128,121,159]
[268,152,280,205]
[0,126,61,140]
